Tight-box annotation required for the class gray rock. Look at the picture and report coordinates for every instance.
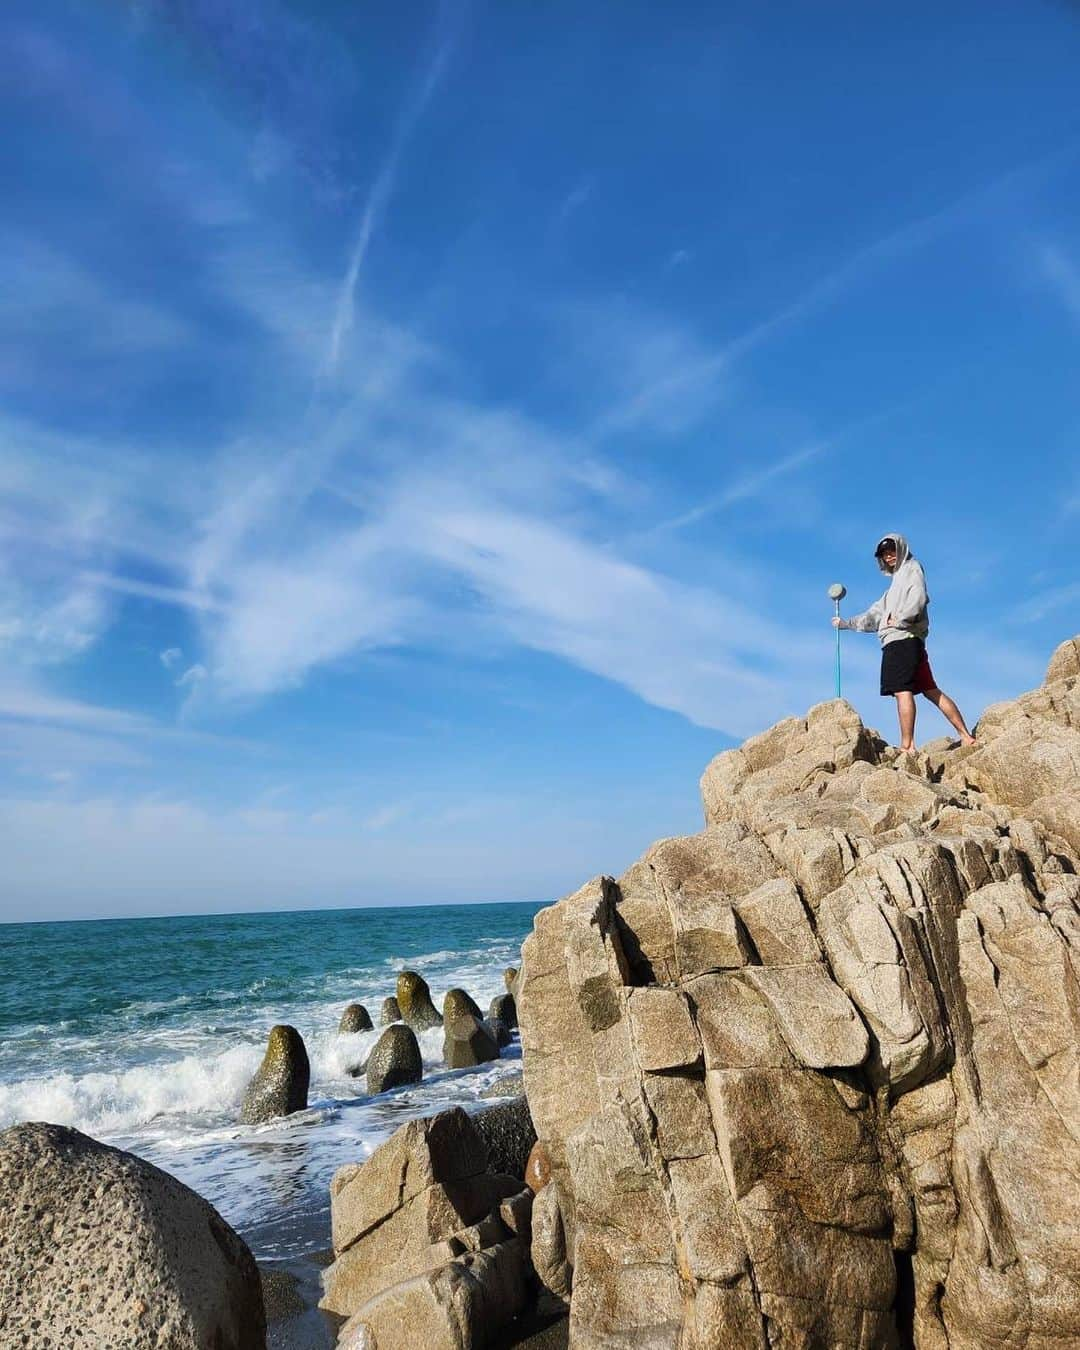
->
[472,1098,537,1181]
[489,992,518,1029]
[0,1122,265,1349]
[481,1071,524,1099]
[443,988,500,1068]
[259,1267,305,1322]
[443,986,484,1021]
[366,1023,423,1094]
[485,1015,513,1049]
[379,996,402,1026]
[338,1003,373,1034]
[239,1025,310,1125]
[397,970,443,1031]
[530,1181,573,1304]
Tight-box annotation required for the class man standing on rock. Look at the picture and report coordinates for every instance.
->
[833,532,976,752]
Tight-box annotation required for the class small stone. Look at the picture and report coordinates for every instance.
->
[525,1140,551,1193]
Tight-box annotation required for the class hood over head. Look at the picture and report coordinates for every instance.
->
[875,532,911,574]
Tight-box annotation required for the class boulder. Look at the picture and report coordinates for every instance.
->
[531,1180,573,1303]
[471,1097,537,1181]
[443,988,500,1068]
[397,970,443,1031]
[489,991,517,1029]
[322,1107,522,1324]
[339,1003,373,1034]
[336,1240,529,1350]
[379,995,402,1025]
[485,1016,513,1049]
[0,1123,265,1349]
[516,634,1080,1347]
[366,1024,423,1094]
[444,986,484,1022]
[239,1024,310,1124]
[504,966,520,995]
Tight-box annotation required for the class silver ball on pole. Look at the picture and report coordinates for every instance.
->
[827,583,846,698]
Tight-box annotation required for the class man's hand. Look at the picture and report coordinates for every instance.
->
[831,617,843,629]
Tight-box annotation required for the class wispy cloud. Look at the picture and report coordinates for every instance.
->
[555,178,592,226]
[1040,242,1080,322]
[83,572,222,613]
[654,398,915,533]
[591,143,1076,443]
[1011,580,1080,624]
[321,3,460,382]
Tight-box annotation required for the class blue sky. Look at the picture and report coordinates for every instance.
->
[2,0,1078,921]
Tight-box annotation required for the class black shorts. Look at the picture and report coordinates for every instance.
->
[880,638,936,696]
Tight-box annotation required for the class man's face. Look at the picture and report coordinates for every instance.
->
[879,545,897,570]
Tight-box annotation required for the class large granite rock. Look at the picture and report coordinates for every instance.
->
[518,635,1080,1348]
[0,1123,265,1349]
[322,1106,525,1343]
[239,1024,310,1124]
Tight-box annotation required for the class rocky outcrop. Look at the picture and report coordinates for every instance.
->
[366,1024,423,1094]
[0,1123,265,1349]
[444,988,501,1068]
[339,1003,373,1034]
[239,1024,310,1124]
[517,636,1080,1348]
[397,971,443,1031]
[322,1107,528,1346]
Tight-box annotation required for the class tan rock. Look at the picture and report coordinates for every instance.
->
[330,1107,487,1254]
[627,986,701,1071]
[642,1071,715,1160]
[739,963,868,1069]
[530,1180,573,1302]
[513,634,1080,1347]
[337,1239,529,1350]
[0,1124,265,1350]
[732,876,821,965]
[321,1173,520,1316]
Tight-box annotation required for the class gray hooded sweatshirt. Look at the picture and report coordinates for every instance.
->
[839,532,929,647]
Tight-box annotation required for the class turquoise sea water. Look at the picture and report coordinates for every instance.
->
[0,902,543,1258]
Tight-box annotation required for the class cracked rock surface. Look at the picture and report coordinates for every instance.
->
[518,635,1080,1348]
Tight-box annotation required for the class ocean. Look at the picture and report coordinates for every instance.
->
[0,901,544,1262]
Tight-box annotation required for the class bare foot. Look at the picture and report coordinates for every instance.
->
[898,743,915,752]
[960,734,976,747]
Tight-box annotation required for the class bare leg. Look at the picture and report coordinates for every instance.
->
[895,691,916,750]
[922,687,976,745]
